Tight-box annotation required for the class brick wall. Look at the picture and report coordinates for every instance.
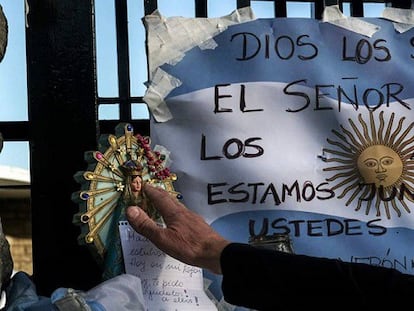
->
[0,197,32,275]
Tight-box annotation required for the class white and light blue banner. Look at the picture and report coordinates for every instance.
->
[144,6,414,307]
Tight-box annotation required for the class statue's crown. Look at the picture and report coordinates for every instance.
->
[120,159,143,177]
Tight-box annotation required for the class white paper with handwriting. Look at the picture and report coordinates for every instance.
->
[119,221,218,311]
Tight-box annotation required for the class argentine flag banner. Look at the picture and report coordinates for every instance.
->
[144,6,414,307]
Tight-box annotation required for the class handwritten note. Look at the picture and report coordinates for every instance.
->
[119,221,218,311]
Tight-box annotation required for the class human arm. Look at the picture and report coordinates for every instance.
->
[126,184,414,309]
[220,243,414,309]
[126,183,230,274]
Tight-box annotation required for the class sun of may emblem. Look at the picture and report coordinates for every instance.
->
[321,110,414,219]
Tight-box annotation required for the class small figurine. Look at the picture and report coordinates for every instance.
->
[72,123,180,281]
[119,159,159,221]
[119,159,145,206]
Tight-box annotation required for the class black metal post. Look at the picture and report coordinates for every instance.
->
[26,0,101,295]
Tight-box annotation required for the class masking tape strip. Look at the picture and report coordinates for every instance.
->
[382,7,414,33]
[144,7,255,122]
[144,67,182,122]
[145,7,255,77]
[322,5,380,38]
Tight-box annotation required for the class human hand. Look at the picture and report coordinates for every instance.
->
[126,184,230,274]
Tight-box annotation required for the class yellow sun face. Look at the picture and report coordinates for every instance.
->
[321,111,414,219]
[357,145,403,188]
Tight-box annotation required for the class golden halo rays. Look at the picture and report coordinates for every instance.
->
[321,110,414,219]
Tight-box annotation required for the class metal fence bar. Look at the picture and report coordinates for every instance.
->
[350,0,364,17]
[275,1,287,17]
[237,0,251,9]
[387,0,412,8]
[196,0,208,17]
[144,0,157,15]
[114,0,132,122]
